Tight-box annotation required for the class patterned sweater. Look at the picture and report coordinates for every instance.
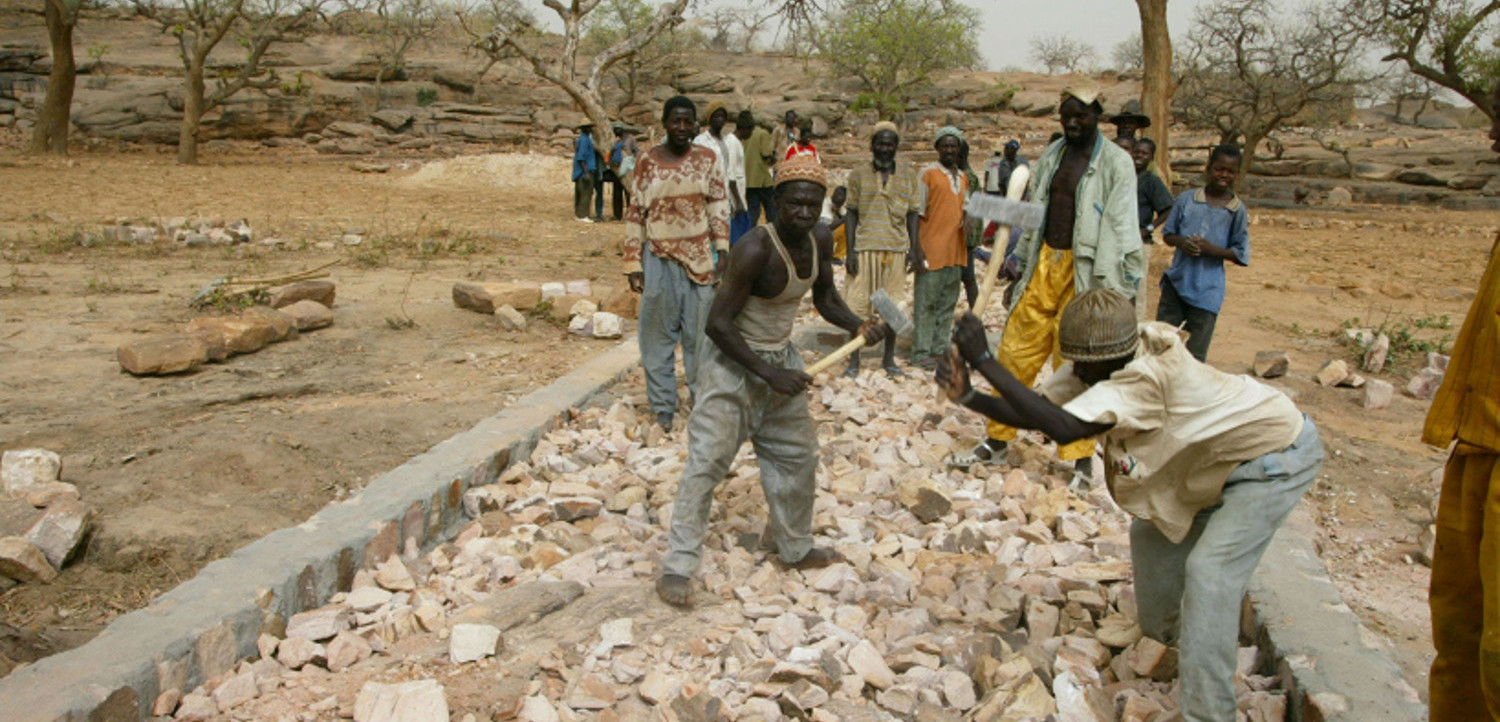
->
[623,145,730,286]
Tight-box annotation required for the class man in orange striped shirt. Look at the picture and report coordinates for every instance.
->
[909,126,970,367]
[1426,79,1500,721]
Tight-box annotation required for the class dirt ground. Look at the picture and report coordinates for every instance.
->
[0,144,1495,701]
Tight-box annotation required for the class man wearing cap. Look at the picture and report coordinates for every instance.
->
[657,154,888,607]
[949,84,1142,486]
[984,139,1027,196]
[737,110,777,225]
[694,101,751,244]
[625,96,731,432]
[572,123,599,222]
[909,126,970,367]
[843,120,921,377]
[939,293,1323,722]
[1110,99,1152,142]
[772,109,800,164]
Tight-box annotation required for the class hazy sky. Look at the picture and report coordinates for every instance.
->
[970,0,1205,70]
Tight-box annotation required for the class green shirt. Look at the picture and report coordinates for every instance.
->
[846,164,921,254]
[743,127,775,188]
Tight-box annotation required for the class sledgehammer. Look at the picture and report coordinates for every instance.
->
[957,167,1045,320]
[804,289,912,376]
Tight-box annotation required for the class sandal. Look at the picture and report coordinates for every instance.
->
[946,439,1007,469]
[883,364,905,378]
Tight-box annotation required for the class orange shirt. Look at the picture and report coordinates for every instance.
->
[917,164,969,270]
[1423,233,1500,454]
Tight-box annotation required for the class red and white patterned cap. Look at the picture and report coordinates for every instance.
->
[774,154,828,190]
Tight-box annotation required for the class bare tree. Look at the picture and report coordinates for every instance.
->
[135,0,325,164]
[1353,0,1500,123]
[1175,0,1369,174]
[455,0,534,98]
[1136,0,1175,181]
[30,0,85,155]
[1111,32,1144,72]
[583,0,703,111]
[1029,33,1095,74]
[466,0,691,152]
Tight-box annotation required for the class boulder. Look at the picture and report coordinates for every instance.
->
[452,282,543,314]
[2,449,61,494]
[449,623,502,663]
[185,316,277,355]
[897,479,952,523]
[592,312,623,339]
[24,497,92,568]
[1326,187,1353,205]
[1315,359,1351,387]
[0,537,56,583]
[1407,368,1444,400]
[282,300,334,331]
[1362,333,1390,373]
[243,306,299,342]
[276,636,325,669]
[1395,169,1450,187]
[287,605,352,641]
[1252,350,1289,379]
[353,680,449,722]
[369,109,413,133]
[269,280,336,308]
[324,121,378,139]
[494,305,527,331]
[117,334,210,375]
[325,630,373,672]
[22,482,79,509]
[1362,379,1394,410]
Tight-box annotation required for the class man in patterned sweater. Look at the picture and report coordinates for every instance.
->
[624,96,731,432]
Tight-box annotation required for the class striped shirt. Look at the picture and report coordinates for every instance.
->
[846,164,921,254]
[1423,233,1500,453]
[623,145,730,286]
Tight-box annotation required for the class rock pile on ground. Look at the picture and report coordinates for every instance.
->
[79,218,269,248]
[0,449,91,587]
[163,367,1289,721]
[452,278,634,338]
[116,281,337,376]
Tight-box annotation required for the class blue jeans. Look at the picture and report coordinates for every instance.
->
[638,244,714,415]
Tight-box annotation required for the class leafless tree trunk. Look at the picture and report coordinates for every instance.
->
[1136,0,1173,183]
[30,0,79,155]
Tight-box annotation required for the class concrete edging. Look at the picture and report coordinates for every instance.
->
[1247,507,1427,721]
[0,339,642,722]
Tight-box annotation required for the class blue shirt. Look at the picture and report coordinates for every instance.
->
[1161,189,1249,314]
[572,132,597,180]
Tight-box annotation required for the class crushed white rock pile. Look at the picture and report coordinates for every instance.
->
[157,357,1289,722]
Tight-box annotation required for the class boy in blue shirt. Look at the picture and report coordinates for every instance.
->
[1157,145,1249,362]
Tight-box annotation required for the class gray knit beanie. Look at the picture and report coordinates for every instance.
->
[1059,289,1139,362]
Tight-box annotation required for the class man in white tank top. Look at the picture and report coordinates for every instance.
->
[657,155,889,607]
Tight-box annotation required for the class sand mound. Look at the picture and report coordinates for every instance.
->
[401,152,572,193]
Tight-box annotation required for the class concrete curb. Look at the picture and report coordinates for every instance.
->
[1247,507,1427,721]
[0,339,642,722]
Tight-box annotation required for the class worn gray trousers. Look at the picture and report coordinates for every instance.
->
[1129,417,1324,722]
[638,243,715,416]
[662,342,819,578]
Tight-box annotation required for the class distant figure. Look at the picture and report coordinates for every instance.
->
[694,101,750,244]
[1426,77,1500,722]
[820,185,848,262]
[737,110,777,225]
[909,126,970,369]
[1133,138,1174,244]
[784,121,819,162]
[1115,136,1135,153]
[772,109,800,161]
[958,138,982,308]
[606,127,635,222]
[1156,144,1250,363]
[1110,99,1151,141]
[624,96,731,431]
[984,138,1026,196]
[615,130,640,205]
[572,123,598,223]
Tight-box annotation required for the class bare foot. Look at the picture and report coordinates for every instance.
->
[656,574,692,607]
[784,547,845,571]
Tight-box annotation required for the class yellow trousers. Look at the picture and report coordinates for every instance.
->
[986,246,1095,462]
[833,225,847,260]
[1430,446,1500,721]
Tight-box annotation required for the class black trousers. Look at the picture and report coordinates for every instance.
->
[1156,277,1218,362]
[573,177,594,220]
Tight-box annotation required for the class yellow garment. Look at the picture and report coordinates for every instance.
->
[1424,234,1500,453]
[1430,448,1500,720]
[833,224,847,260]
[845,250,906,317]
[986,246,1094,461]
[1427,234,1500,719]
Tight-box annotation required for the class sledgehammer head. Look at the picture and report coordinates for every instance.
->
[966,193,1045,231]
[870,289,913,338]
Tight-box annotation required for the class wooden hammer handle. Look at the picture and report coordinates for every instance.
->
[805,335,867,376]
[962,226,1011,320]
